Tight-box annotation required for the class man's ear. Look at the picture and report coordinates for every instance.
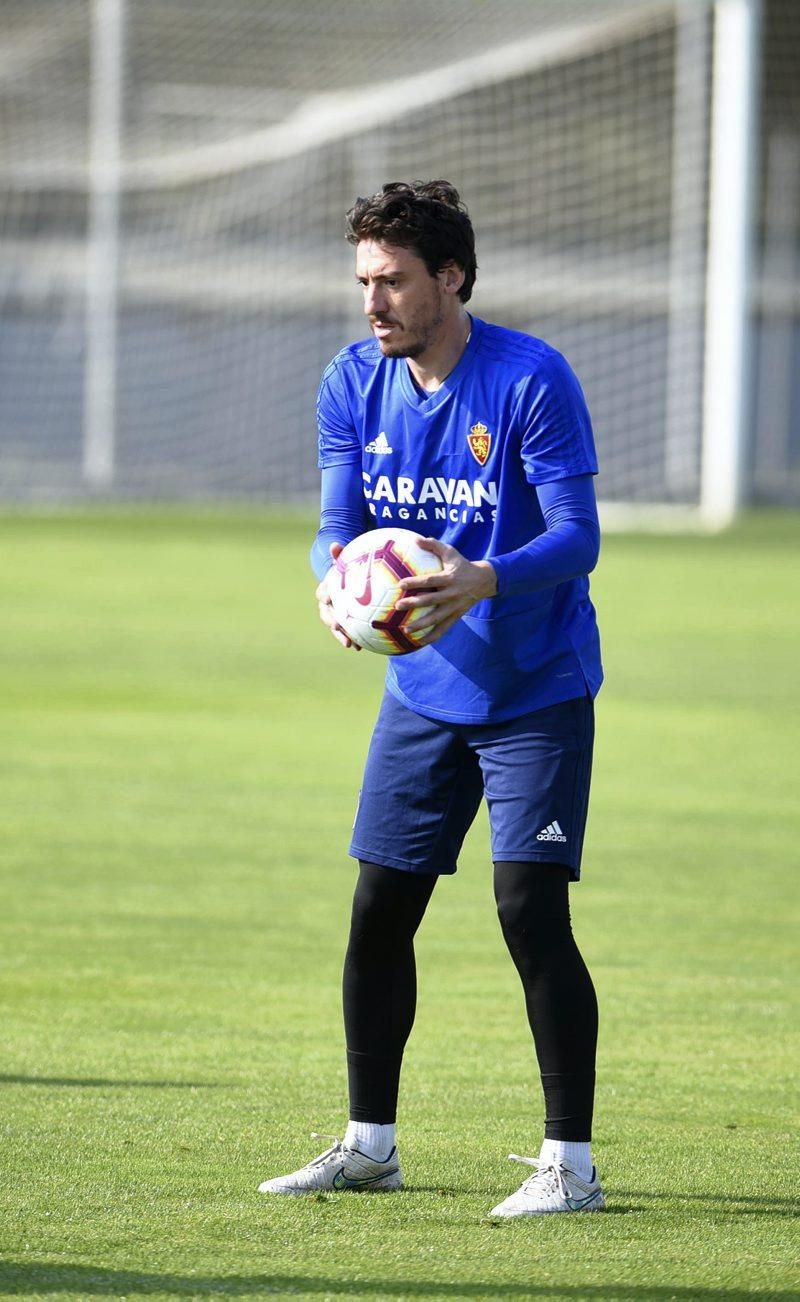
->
[438,261,466,297]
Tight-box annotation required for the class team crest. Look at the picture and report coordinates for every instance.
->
[467,422,491,466]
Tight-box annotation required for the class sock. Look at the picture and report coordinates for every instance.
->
[344,1120,396,1161]
[539,1137,593,1181]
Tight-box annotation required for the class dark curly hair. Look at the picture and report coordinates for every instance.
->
[345,180,477,303]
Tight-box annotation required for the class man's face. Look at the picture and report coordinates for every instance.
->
[355,240,449,360]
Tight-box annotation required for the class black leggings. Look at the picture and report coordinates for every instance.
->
[343,860,598,1139]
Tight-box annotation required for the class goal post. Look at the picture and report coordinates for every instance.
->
[701,0,763,528]
[84,0,125,489]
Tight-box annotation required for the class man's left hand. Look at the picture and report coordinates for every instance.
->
[395,538,497,645]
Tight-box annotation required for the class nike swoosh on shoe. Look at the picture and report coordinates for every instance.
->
[565,1190,603,1210]
[332,1167,399,1191]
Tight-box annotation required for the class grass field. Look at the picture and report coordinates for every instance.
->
[0,509,798,1302]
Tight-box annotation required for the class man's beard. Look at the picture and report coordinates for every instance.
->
[374,302,444,359]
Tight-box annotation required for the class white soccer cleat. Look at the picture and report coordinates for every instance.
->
[488,1155,605,1218]
[258,1133,402,1195]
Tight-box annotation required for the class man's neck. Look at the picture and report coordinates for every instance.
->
[406,313,471,393]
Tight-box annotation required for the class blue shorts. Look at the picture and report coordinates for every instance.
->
[350,690,595,880]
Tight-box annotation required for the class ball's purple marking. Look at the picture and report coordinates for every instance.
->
[371,609,421,654]
[369,540,425,654]
[373,539,415,582]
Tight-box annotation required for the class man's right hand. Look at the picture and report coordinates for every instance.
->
[316,543,361,650]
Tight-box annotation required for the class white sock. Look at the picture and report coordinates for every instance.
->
[538,1138,593,1181]
[344,1120,396,1161]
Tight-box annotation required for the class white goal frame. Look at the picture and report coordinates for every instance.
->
[77,0,762,527]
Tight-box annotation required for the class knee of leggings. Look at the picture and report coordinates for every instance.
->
[494,861,572,946]
[350,867,394,932]
[350,861,433,943]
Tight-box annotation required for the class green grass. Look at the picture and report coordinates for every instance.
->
[0,508,798,1301]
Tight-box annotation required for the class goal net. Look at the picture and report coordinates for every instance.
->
[0,0,793,514]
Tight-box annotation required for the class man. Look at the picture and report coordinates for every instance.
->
[259,181,604,1217]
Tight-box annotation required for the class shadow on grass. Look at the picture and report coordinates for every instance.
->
[0,1074,225,1089]
[0,1267,797,1298]
[616,1189,799,1218]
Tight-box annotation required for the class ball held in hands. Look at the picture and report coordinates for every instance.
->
[325,527,444,655]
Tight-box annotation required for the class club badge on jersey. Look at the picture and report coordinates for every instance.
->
[467,422,491,466]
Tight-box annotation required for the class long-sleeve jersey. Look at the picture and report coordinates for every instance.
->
[313,314,603,723]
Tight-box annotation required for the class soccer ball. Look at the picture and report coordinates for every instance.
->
[326,527,443,655]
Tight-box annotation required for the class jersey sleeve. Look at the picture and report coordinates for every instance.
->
[488,474,600,597]
[310,461,372,579]
[518,349,598,485]
[317,357,362,469]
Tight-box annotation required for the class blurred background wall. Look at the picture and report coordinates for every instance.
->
[0,0,797,517]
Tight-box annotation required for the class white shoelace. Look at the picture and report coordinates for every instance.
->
[508,1154,570,1198]
[307,1133,344,1166]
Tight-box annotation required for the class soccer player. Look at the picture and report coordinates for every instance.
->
[259,181,605,1217]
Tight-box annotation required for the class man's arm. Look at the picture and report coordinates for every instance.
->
[310,461,370,579]
[488,473,600,596]
[396,474,599,644]
[311,461,371,649]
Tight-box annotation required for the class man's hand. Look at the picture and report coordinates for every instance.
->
[396,537,497,645]
[316,543,362,650]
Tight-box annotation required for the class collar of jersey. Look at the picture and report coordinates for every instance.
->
[396,314,482,411]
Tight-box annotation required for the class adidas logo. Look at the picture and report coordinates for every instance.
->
[536,820,567,843]
[364,431,393,454]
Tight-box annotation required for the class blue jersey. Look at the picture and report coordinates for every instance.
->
[316,315,602,723]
